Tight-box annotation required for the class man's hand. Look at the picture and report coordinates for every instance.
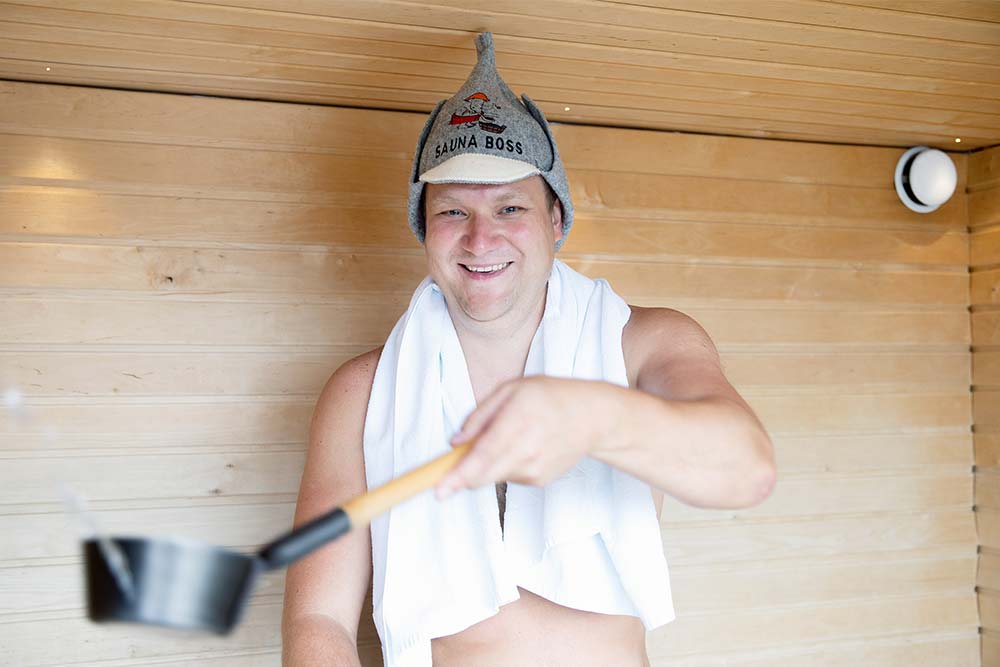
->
[435,376,617,499]
[433,308,777,509]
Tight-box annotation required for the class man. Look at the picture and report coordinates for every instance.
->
[282,33,775,667]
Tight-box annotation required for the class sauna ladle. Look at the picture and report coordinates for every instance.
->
[84,442,470,634]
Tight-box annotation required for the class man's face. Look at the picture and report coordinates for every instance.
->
[423,175,563,326]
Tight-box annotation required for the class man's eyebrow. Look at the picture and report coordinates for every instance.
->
[427,194,461,205]
[427,189,528,206]
[493,191,529,202]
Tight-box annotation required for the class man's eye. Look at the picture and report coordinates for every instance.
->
[438,209,464,217]
[500,206,523,214]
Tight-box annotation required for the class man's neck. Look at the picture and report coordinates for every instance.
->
[449,285,548,401]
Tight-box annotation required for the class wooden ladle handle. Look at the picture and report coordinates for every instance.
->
[342,442,472,529]
[258,442,472,569]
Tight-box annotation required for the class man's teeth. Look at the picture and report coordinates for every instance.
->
[464,262,510,273]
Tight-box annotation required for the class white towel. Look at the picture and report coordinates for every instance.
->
[363,259,674,667]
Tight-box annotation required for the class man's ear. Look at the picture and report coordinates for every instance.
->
[551,197,564,244]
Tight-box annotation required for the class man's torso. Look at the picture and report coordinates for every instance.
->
[422,306,662,665]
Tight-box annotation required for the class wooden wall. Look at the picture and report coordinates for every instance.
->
[972,144,1000,666]
[0,80,979,666]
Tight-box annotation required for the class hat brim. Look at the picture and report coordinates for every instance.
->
[419,153,541,185]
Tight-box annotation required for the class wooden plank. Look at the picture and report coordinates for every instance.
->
[554,126,968,191]
[647,592,978,657]
[2,350,352,398]
[0,503,976,565]
[973,350,1000,387]
[0,392,971,455]
[977,469,1000,508]
[0,349,970,399]
[739,392,970,434]
[662,632,979,667]
[663,553,976,614]
[630,0,1000,44]
[0,565,286,619]
[776,433,971,474]
[985,630,1000,667]
[0,189,971,266]
[0,450,307,505]
[0,552,974,626]
[973,390,1000,428]
[0,243,969,306]
[725,351,969,393]
[0,599,284,667]
[970,145,1000,189]
[570,169,966,227]
[100,650,285,667]
[665,508,975,565]
[661,472,973,522]
[0,295,969,347]
[971,187,1000,229]
[976,433,1000,469]
[971,225,1000,267]
[0,133,409,198]
[0,500,299,562]
[977,550,1000,590]
[0,399,314,451]
[0,450,971,519]
[566,216,967,267]
[1,430,973,475]
[976,508,1000,550]
[982,588,1000,629]
[970,310,1000,346]
[0,295,406,347]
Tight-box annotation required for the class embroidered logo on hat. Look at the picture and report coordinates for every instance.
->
[449,92,508,134]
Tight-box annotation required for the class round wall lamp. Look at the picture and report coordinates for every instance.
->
[894,146,957,213]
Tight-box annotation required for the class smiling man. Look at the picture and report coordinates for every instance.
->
[281,33,776,667]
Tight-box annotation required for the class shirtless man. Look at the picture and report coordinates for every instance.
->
[282,34,775,666]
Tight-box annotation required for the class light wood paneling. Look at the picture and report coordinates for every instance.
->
[972,144,1000,666]
[0,80,976,665]
[0,1,997,149]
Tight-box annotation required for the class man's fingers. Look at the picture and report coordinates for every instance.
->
[437,422,516,498]
[436,450,486,499]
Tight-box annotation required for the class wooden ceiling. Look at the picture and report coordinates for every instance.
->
[1,1,999,150]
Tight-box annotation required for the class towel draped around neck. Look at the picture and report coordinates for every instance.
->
[363,259,674,666]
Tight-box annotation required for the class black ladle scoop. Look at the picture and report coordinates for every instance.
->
[84,443,470,634]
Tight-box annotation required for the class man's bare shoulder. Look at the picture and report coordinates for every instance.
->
[313,347,384,423]
[624,305,718,359]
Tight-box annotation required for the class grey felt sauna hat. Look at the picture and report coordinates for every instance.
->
[407,32,574,250]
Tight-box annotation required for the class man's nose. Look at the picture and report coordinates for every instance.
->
[462,214,499,254]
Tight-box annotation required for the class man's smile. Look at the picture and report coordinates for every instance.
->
[459,261,513,278]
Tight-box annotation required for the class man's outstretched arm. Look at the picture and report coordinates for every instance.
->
[436,307,776,510]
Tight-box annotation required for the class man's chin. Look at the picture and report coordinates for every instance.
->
[454,295,514,324]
